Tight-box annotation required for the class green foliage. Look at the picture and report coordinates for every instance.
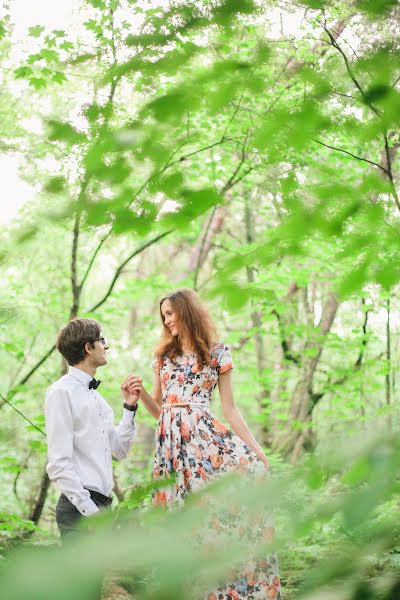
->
[1,434,400,598]
[1,0,400,597]
[356,0,399,16]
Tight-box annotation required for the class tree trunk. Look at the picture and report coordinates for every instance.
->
[385,297,392,432]
[188,206,226,289]
[244,196,270,444]
[271,290,339,462]
[27,467,51,525]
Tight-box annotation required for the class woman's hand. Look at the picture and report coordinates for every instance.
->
[257,454,270,470]
[121,374,142,406]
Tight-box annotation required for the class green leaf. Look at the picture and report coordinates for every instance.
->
[87,0,106,7]
[213,0,256,23]
[85,201,112,226]
[27,52,43,64]
[342,459,370,486]
[146,92,188,122]
[2,343,24,360]
[113,208,152,236]
[165,188,222,227]
[364,84,391,104]
[306,467,325,490]
[59,41,74,51]
[29,77,47,90]
[337,262,369,299]
[96,160,131,185]
[14,66,33,79]
[29,440,45,450]
[0,20,7,39]
[156,172,184,196]
[299,0,329,7]
[52,71,68,84]
[28,25,45,38]
[47,120,87,145]
[356,0,398,16]
[207,83,240,113]
[375,263,400,290]
[69,53,97,65]
[44,176,66,194]
[41,49,59,62]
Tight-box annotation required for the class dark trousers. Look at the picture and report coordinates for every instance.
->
[56,489,112,541]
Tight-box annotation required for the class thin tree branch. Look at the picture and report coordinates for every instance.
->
[173,137,237,166]
[383,133,400,213]
[271,309,301,364]
[310,301,372,409]
[311,138,389,174]
[88,230,173,313]
[70,208,82,319]
[17,344,57,388]
[0,393,46,436]
[192,207,217,290]
[79,227,113,290]
[319,20,381,117]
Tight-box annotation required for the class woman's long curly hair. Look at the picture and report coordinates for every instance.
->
[154,288,218,367]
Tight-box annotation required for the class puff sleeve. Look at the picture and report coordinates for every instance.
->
[217,344,234,374]
[150,355,162,371]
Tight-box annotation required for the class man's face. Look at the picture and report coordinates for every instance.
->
[87,335,109,367]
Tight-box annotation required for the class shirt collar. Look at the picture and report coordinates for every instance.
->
[69,366,94,389]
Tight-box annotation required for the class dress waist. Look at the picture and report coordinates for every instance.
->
[162,402,208,409]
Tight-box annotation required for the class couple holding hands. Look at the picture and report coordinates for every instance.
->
[45,288,281,599]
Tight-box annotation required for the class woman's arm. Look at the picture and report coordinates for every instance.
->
[218,370,269,469]
[138,369,162,419]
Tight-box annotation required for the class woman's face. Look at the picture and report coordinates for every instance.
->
[161,299,179,336]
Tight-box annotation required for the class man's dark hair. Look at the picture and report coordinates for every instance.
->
[56,318,101,365]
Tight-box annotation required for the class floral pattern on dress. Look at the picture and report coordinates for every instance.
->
[151,343,282,600]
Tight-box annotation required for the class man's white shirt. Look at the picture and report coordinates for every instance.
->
[45,366,136,516]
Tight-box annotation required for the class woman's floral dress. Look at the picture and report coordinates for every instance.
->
[151,343,282,600]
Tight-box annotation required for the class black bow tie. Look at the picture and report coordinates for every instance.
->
[89,378,101,390]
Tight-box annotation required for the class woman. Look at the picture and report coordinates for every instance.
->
[138,288,282,599]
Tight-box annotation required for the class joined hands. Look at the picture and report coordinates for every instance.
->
[121,374,142,406]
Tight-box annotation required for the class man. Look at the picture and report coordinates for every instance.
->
[45,317,141,539]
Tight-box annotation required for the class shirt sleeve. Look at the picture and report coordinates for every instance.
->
[45,387,99,517]
[150,355,161,371]
[104,401,136,461]
[217,344,234,374]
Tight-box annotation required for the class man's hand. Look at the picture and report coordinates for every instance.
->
[121,374,142,406]
[79,508,103,534]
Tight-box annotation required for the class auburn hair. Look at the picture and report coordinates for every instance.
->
[154,288,218,366]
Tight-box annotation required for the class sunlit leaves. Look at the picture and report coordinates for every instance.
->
[86,0,107,8]
[299,1,330,8]
[52,71,68,84]
[47,120,87,145]
[161,188,223,229]
[14,66,33,79]
[356,0,398,16]
[44,176,67,194]
[337,262,369,299]
[146,91,192,123]
[151,172,184,196]
[0,19,7,40]
[214,0,257,23]
[374,262,400,290]
[28,25,45,38]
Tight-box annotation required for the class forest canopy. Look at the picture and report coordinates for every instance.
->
[0,0,400,598]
